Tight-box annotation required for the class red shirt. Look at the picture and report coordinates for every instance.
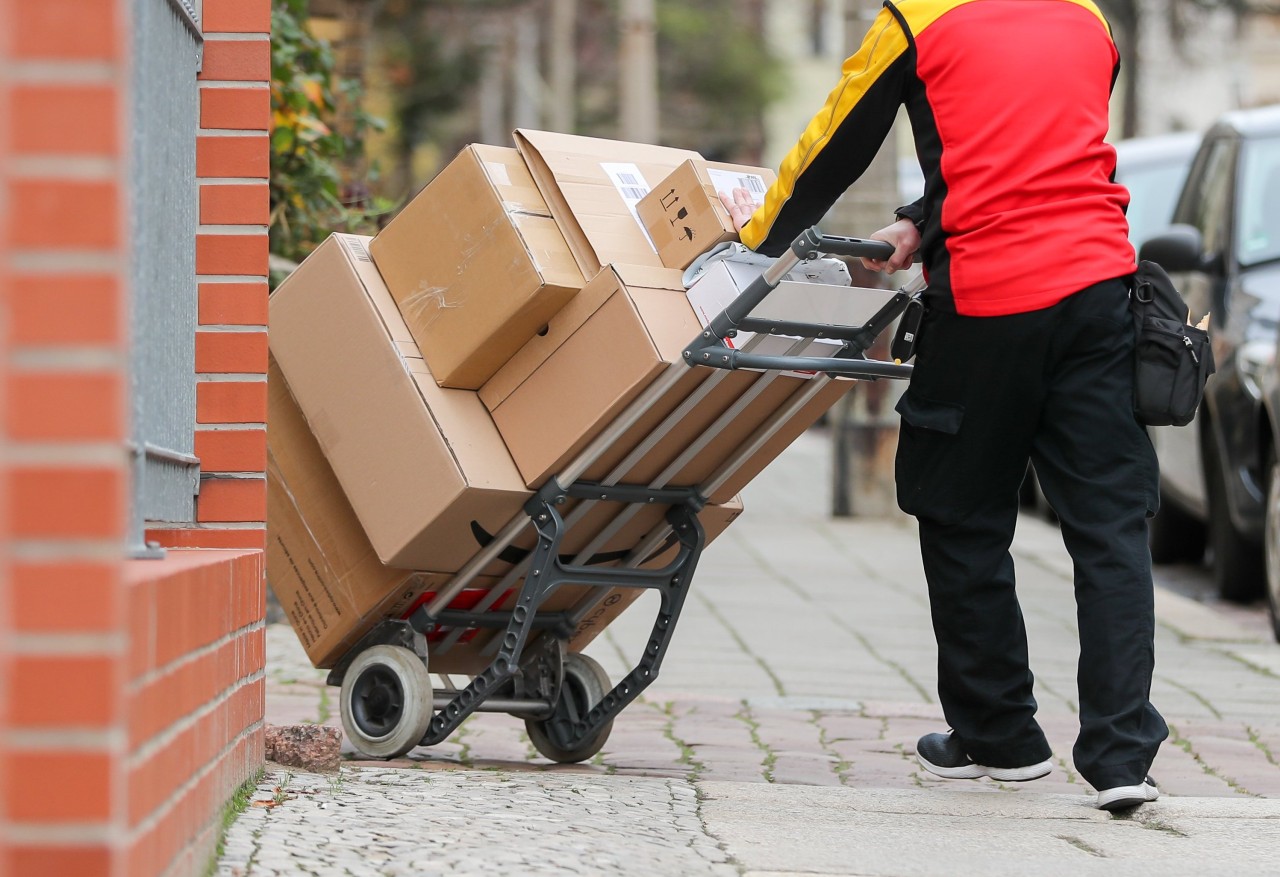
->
[741,0,1137,316]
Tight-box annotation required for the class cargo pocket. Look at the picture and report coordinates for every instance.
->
[894,389,971,524]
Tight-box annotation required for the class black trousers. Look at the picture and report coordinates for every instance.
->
[894,278,1168,790]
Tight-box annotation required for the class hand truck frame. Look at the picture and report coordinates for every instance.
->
[326,227,922,762]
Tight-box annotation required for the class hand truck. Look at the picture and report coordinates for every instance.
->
[326,228,923,762]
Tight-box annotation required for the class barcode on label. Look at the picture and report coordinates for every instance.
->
[621,186,649,201]
[618,172,642,186]
[343,237,372,262]
[740,175,767,194]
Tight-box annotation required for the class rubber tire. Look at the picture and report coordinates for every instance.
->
[526,653,613,764]
[1148,493,1206,565]
[340,645,433,759]
[1205,436,1265,602]
[1265,451,1280,642]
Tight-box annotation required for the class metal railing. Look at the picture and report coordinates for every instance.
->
[127,0,205,557]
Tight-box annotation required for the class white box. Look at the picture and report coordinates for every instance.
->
[684,258,897,377]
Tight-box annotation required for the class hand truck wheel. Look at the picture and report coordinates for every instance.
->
[339,644,433,759]
[525,652,614,764]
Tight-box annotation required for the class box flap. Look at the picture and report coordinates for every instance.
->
[514,129,701,275]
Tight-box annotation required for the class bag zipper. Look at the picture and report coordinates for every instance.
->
[1183,335,1199,364]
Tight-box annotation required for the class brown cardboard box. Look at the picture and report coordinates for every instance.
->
[269,233,533,571]
[513,129,701,276]
[369,145,584,389]
[637,159,777,271]
[488,263,855,500]
[267,357,499,669]
[269,356,745,672]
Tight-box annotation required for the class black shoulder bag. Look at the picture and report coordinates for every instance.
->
[1129,261,1215,427]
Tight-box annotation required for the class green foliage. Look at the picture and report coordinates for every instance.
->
[270,0,389,279]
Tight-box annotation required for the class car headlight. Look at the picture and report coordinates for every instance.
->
[1237,339,1275,399]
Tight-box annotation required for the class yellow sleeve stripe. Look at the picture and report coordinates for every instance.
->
[740,6,910,251]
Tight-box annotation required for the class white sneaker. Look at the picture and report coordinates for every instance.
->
[1096,776,1159,811]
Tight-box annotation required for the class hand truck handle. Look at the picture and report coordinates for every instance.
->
[683,227,920,380]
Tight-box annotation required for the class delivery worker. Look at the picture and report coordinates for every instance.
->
[723,0,1167,810]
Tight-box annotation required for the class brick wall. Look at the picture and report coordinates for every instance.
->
[150,0,271,552]
[1,1,269,874]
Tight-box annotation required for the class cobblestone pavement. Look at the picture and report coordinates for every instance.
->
[224,430,1280,875]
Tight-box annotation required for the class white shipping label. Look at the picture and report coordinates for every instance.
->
[600,162,658,252]
[707,168,768,210]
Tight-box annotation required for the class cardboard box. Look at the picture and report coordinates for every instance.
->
[513,129,701,276]
[266,357,493,668]
[369,145,584,389]
[686,258,898,377]
[488,263,855,500]
[269,356,745,671]
[270,233,534,571]
[637,159,777,271]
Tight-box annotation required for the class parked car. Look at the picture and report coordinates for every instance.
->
[1115,132,1201,252]
[1260,338,1280,640]
[1141,105,1280,604]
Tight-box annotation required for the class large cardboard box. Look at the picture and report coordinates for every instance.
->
[268,357,745,671]
[369,145,584,389]
[486,263,855,500]
[637,159,776,271]
[267,357,501,669]
[513,129,701,276]
[270,233,533,571]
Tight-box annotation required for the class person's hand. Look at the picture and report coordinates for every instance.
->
[862,218,920,274]
[719,187,761,233]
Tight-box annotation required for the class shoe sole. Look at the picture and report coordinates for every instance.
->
[917,753,1053,782]
[1097,784,1159,811]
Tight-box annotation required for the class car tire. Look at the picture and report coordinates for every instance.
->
[1148,493,1206,564]
[1205,435,1265,602]
[1264,450,1280,642]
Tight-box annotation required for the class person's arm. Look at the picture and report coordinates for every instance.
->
[739,5,913,256]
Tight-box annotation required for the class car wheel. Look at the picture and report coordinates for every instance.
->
[1265,450,1280,642]
[1148,493,1206,564]
[1205,435,1265,602]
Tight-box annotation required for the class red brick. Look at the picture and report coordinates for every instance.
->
[196,135,268,179]
[196,234,267,276]
[199,183,269,226]
[11,466,125,540]
[196,381,266,424]
[199,38,270,81]
[195,331,267,374]
[194,429,266,473]
[6,751,113,821]
[204,0,271,33]
[10,274,122,346]
[7,845,113,876]
[7,372,124,441]
[197,478,266,524]
[128,578,156,680]
[12,561,120,632]
[199,87,269,131]
[146,528,266,550]
[12,655,118,727]
[11,85,118,156]
[13,0,119,60]
[198,282,267,325]
[10,180,118,249]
